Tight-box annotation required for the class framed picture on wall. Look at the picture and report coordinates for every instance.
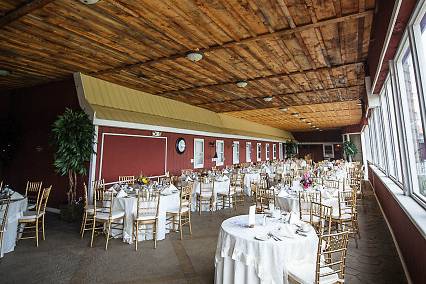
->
[323,144,334,159]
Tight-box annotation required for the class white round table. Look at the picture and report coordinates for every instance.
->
[113,192,180,243]
[215,215,318,284]
[1,194,27,258]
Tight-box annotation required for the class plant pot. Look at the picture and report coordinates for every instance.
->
[59,203,83,223]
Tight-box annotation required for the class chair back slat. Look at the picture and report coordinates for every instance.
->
[118,176,135,186]
[36,186,52,216]
[25,181,43,205]
[136,189,160,219]
[0,197,11,233]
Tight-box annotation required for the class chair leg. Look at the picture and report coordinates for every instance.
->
[188,212,192,236]
[35,220,39,247]
[154,222,157,248]
[42,215,46,240]
[198,198,201,215]
[90,219,96,248]
[135,222,138,251]
[105,221,111,250]
[179,215,183,240]
[80,212,87,238]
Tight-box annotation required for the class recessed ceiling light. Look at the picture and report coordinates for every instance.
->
[79,0,99,4]
[300,118,306,122]
[236,81,248,88]
[263,96,273,102]
[186,52,203,62]
[307,122,312,125]
[279,107,288,112]
[291,112,299,117]
[0,69,10,76]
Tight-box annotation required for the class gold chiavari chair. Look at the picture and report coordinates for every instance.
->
[90,186,125,250]
[217,178,236,210]
[254,185,275,213]
[288,231,350,284]
[25,181,43,210]
[118,175,135,186]
[132,189,160,251]
[80,182,97,238]
[0,181,2,190]
[298,191,321,223]
[166,182,193,240]
[231,173,245,207]
[332,190,359,247]
[310,202,333,235]
[17,186,51,247]
[323,179,340,191]
[196,177,214,215]
[282,175,293,186]
[0,197,11,254]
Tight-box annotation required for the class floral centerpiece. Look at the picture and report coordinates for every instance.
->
[300,171,313,189]
[136,173,150,186]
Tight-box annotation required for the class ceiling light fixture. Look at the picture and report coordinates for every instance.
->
[0,69,10,76]
[300,118,306,122]
[307,122,312,125]
[279,107,288,112]
[291,112,299,117]
[263,96,273,102]
[79,0,99,4]
[236,81,248,88]
[186,52,203,62]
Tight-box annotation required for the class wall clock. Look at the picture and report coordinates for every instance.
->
[176,138,186,154]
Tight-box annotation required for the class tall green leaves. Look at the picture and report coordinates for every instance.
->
[52,109,95,204]
[343,140,358,159]
[285,141,297,158]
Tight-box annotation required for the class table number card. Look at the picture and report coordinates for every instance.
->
[248,205,256,228]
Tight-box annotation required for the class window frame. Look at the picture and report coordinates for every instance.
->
[272,144,277,160]
[246,142,251,163]
[257,143,262,162]
[265,143,270,161]
[232,141,240,164]
[193,138,204,169]
[215,140,224,166]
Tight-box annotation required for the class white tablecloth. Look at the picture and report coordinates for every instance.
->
[113,192,180,243]
[243,173,261,196]
[215,215,318,284]
[275,192,339,217]
[192,179,231,211]
[1,194,27,258]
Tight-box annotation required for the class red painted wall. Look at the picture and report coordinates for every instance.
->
[293,130,343,143]
[369,165,426,284]
[0,77,82,208]
[95,126,282,183]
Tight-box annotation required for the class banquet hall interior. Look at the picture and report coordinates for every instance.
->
[0,0,425,283]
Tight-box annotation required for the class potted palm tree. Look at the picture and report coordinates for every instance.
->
[343,140,358,161]
[285,141,297,158]
[52,108,95,222]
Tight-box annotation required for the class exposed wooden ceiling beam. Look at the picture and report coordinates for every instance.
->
[157,61,364,96]
[195,85,364,108]
[93,9,373,76]
[0,0,55,28]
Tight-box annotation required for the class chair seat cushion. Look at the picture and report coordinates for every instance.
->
[197,192,213,198]
[85,205,95,214]
[166,206,189,214]
[95,211,125,220]
[288,261,340,284]
[332,213,352,220]
[133,214,157,221]
[301,215,320,223]
[19,211,44,221]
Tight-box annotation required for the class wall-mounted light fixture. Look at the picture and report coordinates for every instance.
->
[152,131,162,137]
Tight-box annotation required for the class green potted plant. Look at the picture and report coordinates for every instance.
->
[285,141,297,158]
[343,140,358,161]
[52,109,95,222]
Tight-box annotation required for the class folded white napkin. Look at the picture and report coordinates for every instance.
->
[275,224,296,238]
[222,176,229,181]
[161,187,172,195]
[107,186,117,194]
[10,191,23,200]
[223,169,229,174]
[116,189,127,198]
[216,176,224,182]
[185,176,193,182]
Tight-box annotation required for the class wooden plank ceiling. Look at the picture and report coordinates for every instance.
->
[0,0,375,131]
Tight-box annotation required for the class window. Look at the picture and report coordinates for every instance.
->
[216,140,224,166]
[194,139,204,169]
[232,141,239,164]
[279,143,283,160]
[257,143,261,161]
[397,41,426,201]
[272,144,277,160]
[246,142,251,162]
[323,144,334,159]
[265,143,270,160]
